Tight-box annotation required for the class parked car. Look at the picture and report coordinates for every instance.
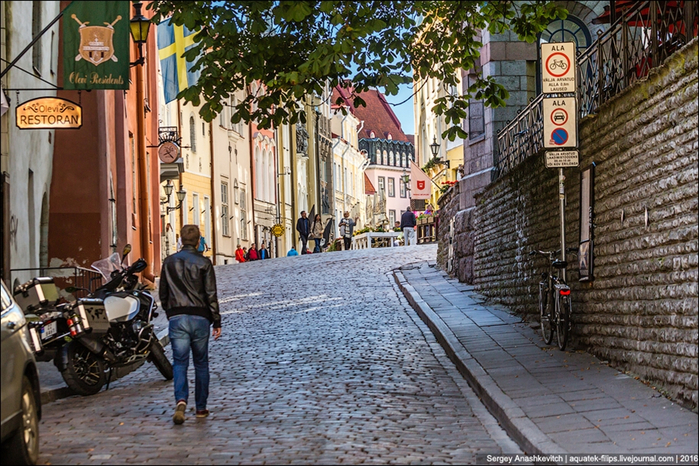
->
[1,279,41,465]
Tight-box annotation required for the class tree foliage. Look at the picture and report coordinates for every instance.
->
[148,1,567,140]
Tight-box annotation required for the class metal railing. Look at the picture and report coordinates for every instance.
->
[496,0,698,178]
[9,266,103,299]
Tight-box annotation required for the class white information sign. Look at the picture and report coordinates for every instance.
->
[541,42,576,94]
[543,97,577,149]
[545,150,579,168]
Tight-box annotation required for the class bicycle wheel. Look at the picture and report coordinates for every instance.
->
[556,294,572,350]
[539,282,554,344]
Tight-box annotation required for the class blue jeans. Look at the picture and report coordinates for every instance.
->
[168,315,210,410]
[313,238,322,252]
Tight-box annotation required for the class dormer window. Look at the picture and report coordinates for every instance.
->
[369,130,376,138]
[387,133,393,140]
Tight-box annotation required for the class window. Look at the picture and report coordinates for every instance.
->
[375,148,380,164]
[192,193,200,226]
[190,116,197,152]
[401,153,406,167]
[378,177,385,195]
[221,182,230,236]
[468,72,485,139]
[240,188,247,240]
[400,179,407,198]
[369,130,376,138]
[32,2,42,74]
[382,150,388,165]
[537,15,591,94]
[389,210,396,226]
[388,177,395,197]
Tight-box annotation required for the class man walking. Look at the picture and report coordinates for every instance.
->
[296,211,310,255]
[400,206,417,246]
[338,211,357,251]
[160,225,222,425]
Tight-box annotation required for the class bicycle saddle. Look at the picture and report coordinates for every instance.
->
[552,260,568,269]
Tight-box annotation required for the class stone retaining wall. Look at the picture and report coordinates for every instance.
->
[442,39,698,407]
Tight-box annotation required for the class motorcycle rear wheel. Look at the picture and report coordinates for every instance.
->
[60,341,107,396]
[148,339,173,380]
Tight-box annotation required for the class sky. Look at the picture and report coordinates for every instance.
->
[384,82,416,135]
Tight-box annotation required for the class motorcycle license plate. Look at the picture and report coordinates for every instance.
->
[41,321,58,341]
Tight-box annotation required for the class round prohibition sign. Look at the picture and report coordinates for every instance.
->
[551,128,569,146]
[546,52,571,77]
[550,108,569,126]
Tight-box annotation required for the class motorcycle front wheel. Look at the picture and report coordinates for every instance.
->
[59,341,107,396]
[148,339,173,380]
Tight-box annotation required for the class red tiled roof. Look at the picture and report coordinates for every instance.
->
[333,85,411,143]
[364,172,377,195]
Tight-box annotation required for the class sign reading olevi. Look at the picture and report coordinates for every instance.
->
[16,97,83,130]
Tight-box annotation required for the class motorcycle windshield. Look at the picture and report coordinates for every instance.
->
[91,253,122,282]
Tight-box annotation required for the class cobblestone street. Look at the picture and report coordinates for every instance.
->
[37,245,518,464]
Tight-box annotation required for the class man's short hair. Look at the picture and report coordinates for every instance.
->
[180,224,201,246]
[407,206,412,211]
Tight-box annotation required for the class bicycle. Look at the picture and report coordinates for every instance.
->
[530,248,576,350]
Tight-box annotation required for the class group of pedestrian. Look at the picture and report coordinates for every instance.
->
[234,242,270,263]
[158,206,420,426]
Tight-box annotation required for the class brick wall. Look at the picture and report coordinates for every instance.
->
[444,39,698,407]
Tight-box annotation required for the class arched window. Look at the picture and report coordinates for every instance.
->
[189,115,197,152]
[369,130,376,138]
[375,148,380,164]
[389,151,395,166]
[537,15,591,93]
[401,153,406,167]
[382,150,388,166]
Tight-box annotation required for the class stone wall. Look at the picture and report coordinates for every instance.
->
[443,39,698,407]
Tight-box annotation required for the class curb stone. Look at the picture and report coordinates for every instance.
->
[393,269,560,457]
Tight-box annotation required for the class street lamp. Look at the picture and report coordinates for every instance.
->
[129,1,151,67]
[430,135,440,158]
[161,180,186,213]
[401,169,411,191]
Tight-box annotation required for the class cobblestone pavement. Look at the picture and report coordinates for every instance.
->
[37,245,519,465]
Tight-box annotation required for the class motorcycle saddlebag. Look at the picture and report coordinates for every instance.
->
[73,298,110,334]
[13,277,59,313]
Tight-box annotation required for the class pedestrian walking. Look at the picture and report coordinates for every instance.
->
[197,235,210,253]
[159,225,222,425]
[296,211,310,255]
[235,244,246,263]
[248,243,259,261]
[338,211,357,251]
[400,206,417,246]
[310,214,324,253]
[259,242,269,260]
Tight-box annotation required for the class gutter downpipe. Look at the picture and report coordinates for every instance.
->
[209,121,217,265]
[136,51,154,282]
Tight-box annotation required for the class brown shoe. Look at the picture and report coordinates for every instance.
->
[195,409,209,418]
[173,401,186,425]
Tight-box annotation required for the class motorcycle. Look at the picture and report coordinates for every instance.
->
[16,245,173,396]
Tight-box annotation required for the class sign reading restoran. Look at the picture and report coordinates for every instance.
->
[541,42,576,94]
[16,97,83,130]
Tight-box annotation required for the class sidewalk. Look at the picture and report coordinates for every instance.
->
[38,294,170,404]
[394,261,698,455]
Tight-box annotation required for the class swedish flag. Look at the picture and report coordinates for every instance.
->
[157,19,200,104]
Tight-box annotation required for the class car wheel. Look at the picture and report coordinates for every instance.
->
[3,375,40,465]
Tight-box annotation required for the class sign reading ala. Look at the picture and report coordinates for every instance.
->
[541,42,576,94]
[543,97,577,149]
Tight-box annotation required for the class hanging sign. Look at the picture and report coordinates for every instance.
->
[16,97,82,130]
[543,97,577,149]
[271,224,285,237]
[541,42,576,94]
[62,1,130,90]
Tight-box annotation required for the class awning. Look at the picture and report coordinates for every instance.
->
[364,173,376,195]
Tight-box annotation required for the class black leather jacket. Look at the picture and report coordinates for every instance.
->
[159,246,221,328]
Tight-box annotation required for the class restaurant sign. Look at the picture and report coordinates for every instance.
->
[16,97,83,130]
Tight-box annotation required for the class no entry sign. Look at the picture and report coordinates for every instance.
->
[541,42,576,93]
[543,97,577,149]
